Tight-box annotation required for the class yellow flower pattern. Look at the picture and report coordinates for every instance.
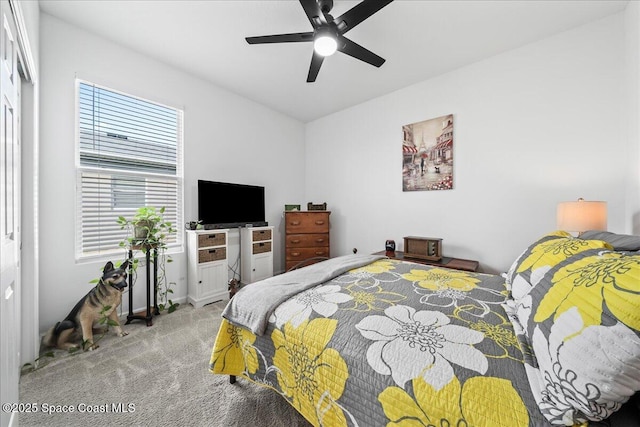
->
[343,282,406,312]
[378,376,529,427]
[350,259,397,275]
[534,252,640,331]
[403,268,480,291]
[515,231,611,275]
[454,305,522,361]
[333,259,403,290]
[272,318,349,426]
[209,320,259,375]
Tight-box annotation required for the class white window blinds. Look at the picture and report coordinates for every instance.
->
[76,81,183,259]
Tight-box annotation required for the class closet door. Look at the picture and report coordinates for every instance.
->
[0,1,21,425]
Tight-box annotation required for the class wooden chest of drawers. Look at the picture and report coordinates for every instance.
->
[285,211,330,271]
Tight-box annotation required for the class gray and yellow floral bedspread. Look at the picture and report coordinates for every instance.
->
[210,258,550,426]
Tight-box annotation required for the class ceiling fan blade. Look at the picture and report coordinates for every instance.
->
[246,32,314,44]
[334,0,394,34]
[307,51,325,82]
[338,36,385,67]
[299,0,327,28]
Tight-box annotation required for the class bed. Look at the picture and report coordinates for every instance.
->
[209,231,640,426]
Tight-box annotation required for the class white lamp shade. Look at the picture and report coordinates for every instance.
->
[557,199,607,232]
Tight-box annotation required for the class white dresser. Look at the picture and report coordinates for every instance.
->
[186,229,228,308]
[240,226,274,284]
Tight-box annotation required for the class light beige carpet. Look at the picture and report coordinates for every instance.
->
[19,301,312,427]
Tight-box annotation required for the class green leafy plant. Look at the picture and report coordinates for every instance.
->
[21,351,55,374]
[118,206,167,242]
[117,206,179,314]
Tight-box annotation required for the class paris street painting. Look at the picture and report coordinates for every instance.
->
[402,114,453,191]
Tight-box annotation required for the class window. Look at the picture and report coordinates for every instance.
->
[76,80,183,259]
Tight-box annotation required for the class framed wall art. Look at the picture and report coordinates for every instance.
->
[402,114,454,191]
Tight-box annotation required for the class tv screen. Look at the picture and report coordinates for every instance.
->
[198,180,266,228]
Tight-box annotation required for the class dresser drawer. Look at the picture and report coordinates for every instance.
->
[285,212,330,234]
[252,241,272,255]
[286,247,329,261]
[285,233,329,247]
[252,229,272,242]
[285,247,329,271]
[198,247,227,263]
[197,232,226,248]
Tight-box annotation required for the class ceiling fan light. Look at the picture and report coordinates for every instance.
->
[314,35,337,56]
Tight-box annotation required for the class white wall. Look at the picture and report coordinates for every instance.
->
[305,13,628,274]
[38,14,305,332]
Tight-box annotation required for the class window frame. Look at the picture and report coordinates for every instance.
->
[74,79,184,262]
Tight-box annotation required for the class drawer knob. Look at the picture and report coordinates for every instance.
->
[315,251,324,255]
[291,221,301,226]
[292,252,301,256]
[291,239,301,244]
[315,220,325,225]
[315,238,325,243]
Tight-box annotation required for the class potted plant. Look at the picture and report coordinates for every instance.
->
[117,206,179,313]
[122,206,162,240]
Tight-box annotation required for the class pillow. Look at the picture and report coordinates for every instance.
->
[505,231,567,288]
[520,249,640,425]
[506,231,612,302]
[580,230,640,252]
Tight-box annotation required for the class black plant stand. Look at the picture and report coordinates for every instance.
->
[126,244,159,326]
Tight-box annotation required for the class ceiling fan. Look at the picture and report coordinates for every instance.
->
[245,0,394,82]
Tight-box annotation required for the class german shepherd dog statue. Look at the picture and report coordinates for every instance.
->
[43,260,130,351]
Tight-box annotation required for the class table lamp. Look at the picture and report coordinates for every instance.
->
[557,198,607,236]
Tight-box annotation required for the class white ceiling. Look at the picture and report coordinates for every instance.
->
[39,0,628,122]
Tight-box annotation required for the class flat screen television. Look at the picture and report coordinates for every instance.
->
[198,180,266,229]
